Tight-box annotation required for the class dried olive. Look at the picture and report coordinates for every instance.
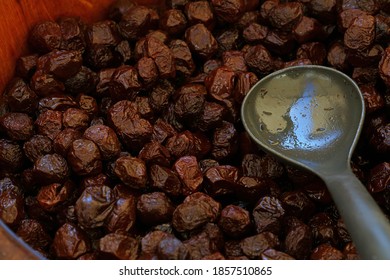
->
[114,156,147,189]
[185,23,218,60]
[52,223,90,259]
[0,113,34,141]
[218,205,251,238]
[186,2,214,29]
[29,21,62,53]
[240,232,280,259]
[0,178,25,227]
[4,78,38,114]
[99,233,139,260]
[137,192,174,226]
[34,154,69,185]
[75,185,115,229]
[173,156,204,196]
[104,185,136,233]
[67,139,102,177]
[83,125,121,161]
[172,193,218,232]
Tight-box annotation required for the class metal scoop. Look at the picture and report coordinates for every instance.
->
[241,65,390,259]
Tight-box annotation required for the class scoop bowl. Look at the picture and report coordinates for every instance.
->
[241,65,390,259]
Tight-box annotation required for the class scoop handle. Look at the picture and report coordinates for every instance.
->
[323,169,390,259]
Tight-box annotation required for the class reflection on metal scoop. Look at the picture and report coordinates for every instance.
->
[241,65,390,259]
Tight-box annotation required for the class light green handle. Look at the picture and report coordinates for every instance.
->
[323,169,390,259]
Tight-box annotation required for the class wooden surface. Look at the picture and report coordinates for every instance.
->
[0,0,162,260]
[0,220,43,260]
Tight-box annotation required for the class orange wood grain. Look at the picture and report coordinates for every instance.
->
[0,0,163,260]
